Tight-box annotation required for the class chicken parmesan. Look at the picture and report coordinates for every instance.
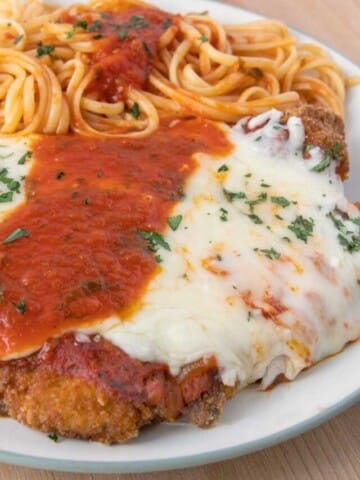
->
[0,105,359,443]
[0,0,358,445]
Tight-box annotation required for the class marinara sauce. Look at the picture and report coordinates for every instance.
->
[0,120,231,358]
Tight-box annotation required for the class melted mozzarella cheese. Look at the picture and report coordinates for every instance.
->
[102,110,360,388]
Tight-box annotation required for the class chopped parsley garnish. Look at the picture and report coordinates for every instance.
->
[15,299,26,314]
[288,215,314,243]
[248,214,263,224]
[311,153,331,173]
[271,196,291,208]
[0,168,20,193]
[56,171,65,180]
[217,164,229,173]
[118,30,127,40]
[138,230,171,252]
[18,151,32,165]
[247,311,253,321]
[131,102,140,119]
[36,42,55,57]
[116,15,149,40]
[260,182,271,188]
[163,19,172,28]
[328,211,360,253]
[329,142,343,161]
[219,207,228,222]
[65,20,89,38]
[244,173,252,178]
[127,15,149,29]
[7,179,20,192]
[223,188,246,202]
[255,247,281,260]
[48,433,58,442]
[275,214,283,220]
[0,191,13,202]
[75,20,88,29]
[155,254,163,263]
[14,35,24,45]
[246,192,267,212]
[87,19,102,32]
[311,143,344,173]
[255,136,262,142]
[338,234,360,253]
[167,214,183,231]
[3,227,29,244]
[216,254,222,261]
[328,212,344,231]
[142,40,152,56]
[199,34,208,43]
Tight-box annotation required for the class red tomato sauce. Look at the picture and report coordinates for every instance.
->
[61,6,176,102]
[0,120,231,359]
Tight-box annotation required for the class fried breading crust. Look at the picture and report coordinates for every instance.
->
[0,334,233,443]
[282,105,348,178]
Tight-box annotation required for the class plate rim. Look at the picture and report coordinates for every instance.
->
[0,0,359,473]
[0,386,359,473]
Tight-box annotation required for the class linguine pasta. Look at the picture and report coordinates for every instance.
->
[0,0,356,137]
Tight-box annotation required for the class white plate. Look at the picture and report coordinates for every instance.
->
[1,0,359,473]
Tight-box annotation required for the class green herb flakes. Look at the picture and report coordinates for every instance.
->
[217,164,229,173]
[36,42,55,57]
[248,214,263,224]
[3,227,30,244]
[223,188,246,202]
[167,214,183,231]
[14,34,24,45]
[311,153,331,173]
[48,433,58,442]
[15,299,26,314]
[138,230,171,252]
[288,216,314,243]
[257,247,281,260]
[219,207,228,222]
[0,191,13,202]
[131,102,140,119]
[271,196,291,208]
[18,151,32,165]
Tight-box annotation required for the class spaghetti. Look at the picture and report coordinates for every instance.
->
[0,0,355,137]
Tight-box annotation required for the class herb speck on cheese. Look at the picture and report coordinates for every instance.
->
[217,164,229,173]
[219,207,228,222]
[288,216,314,243]
[167,214,183,231]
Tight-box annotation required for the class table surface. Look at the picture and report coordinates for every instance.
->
[1,1,359,479]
